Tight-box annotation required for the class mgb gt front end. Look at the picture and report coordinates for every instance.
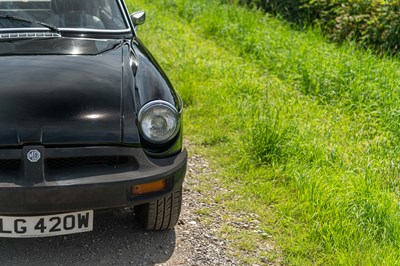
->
[0,0,186,237]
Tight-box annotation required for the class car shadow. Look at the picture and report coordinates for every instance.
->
[0,209,176,266]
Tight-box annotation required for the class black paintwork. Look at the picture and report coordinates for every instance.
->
[0,36,182,151]
[0,37,121,55]
[0,146,187,214]
[131,38,182,111]
[0,40,123,145]
[0,0,186,217]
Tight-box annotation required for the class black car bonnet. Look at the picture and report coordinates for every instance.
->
[0,38,125,145]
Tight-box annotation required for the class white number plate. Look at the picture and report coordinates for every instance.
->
[0,210,93,238]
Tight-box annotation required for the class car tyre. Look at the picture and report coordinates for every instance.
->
[134,186,182,230]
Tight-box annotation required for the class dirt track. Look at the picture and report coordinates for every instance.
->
[0,145,238,266]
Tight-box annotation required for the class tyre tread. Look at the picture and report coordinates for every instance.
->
[134,187,183,231]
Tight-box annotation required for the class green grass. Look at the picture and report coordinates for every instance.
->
[127,0,400,264]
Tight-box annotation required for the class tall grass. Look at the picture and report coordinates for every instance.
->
[128,0,400,264]
[247,107,291,166]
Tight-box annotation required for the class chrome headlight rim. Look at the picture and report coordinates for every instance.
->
[138,100,180,144]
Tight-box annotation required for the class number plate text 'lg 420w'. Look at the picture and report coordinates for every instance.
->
[0,210,93,238]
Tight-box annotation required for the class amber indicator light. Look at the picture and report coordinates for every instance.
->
[133,179,166,195]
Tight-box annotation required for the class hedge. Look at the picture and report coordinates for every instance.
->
[237,0,400,55]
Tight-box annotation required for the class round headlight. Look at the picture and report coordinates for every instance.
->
[138,100,180,144]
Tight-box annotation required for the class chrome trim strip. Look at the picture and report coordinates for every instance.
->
[0,27,52,32]
[0,9,49,11]
[0,27,131,33]
[0,0,46,2]
[119,0,135,34]
[0,32,61,38]
[117,0,133,32]
[53,28,130,33]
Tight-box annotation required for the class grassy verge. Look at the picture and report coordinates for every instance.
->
[127,0,400,264]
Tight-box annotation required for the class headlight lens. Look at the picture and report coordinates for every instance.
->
[138,100,179,144]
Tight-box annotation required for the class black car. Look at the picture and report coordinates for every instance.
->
[0,0,187,237]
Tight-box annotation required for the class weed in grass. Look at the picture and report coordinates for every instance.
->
[245,107,291,166]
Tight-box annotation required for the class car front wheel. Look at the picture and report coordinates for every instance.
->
[134,187,183,230]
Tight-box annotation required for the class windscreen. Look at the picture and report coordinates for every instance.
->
[0,0,128,30]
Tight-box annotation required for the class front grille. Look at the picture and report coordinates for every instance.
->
[45,155,137,181]
[0,146,139,184]
[0,159,20,171]
[0,159,21,183]
[47,156,130,169]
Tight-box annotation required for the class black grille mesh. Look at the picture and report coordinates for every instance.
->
[0,159,20,171]
[47,156,130,169]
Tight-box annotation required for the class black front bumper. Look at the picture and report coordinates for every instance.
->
[0,146,187,214]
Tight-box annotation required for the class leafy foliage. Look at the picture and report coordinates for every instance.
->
[239,0,400,55]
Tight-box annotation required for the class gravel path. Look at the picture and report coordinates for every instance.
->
[0,145,239,266]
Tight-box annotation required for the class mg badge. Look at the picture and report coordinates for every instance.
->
[27,150,41,163]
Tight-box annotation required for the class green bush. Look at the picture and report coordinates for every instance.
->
[237,0,400,55]
[306,0,400,54]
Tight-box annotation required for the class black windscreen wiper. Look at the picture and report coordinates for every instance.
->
[0,15,59,32]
